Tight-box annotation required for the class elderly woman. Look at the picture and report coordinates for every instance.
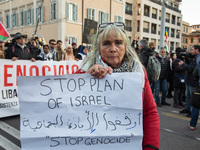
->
[76,22,160,150]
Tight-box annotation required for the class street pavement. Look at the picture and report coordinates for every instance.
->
[0,96,200,150]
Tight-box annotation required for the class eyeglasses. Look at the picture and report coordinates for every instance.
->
[98,22,125,30]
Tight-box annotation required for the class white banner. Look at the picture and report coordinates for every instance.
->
[18,73,143,150]
[0,59,82,118]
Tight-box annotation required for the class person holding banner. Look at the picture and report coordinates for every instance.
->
[77,22,160,150]
[5,32,35,61]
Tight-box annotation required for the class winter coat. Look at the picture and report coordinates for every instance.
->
[140,47,156,68]
[185,55,199,87]
[172,59,187,88]
[156,54,170,80]
[30,46,41,59]
[5,43,33,60]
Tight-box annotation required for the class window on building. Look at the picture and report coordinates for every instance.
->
[66,2,78,22]
[20,9,25,26]
[191,38,193,43]
[68,36,77,45]
[186,28,188,33]
[99,11,109,24]
[115,15,122,22]
[5,13,10,28]
[12,11,18,27]
[0,13,2,23]
[36,6,43,23]
[186,38,188,43]
[125,3,132,15]
[125,19,132,32]
[87,8,95,20]
[51,2,57,20]
[137,20,140,32]
[26,8,33,25]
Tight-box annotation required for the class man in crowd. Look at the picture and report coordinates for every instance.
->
[180,45,199,117]
[154,47,170,107]
[5,32,35,61]
[138,39,156,68]
[72,42,78,57]
[49,39,57,60]
[189,45,200,130]
[0,40,5,59]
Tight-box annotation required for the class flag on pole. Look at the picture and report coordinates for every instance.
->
[165,28,169,53]
[0,22,10,40]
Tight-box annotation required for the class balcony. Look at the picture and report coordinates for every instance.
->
[144,12,149,17]
[125,26,132,32]
[143,28,149,33]
[152,14,157,19]
[165,19,170,23]
[125,9,132,15]
[166,4,181,13]
[172,20,175,25]
[171,33,175,37]
[150,0,162,6]
[151,30,156,34]
[177,22,181,26]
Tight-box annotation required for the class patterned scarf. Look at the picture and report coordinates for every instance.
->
[95,56,135,73]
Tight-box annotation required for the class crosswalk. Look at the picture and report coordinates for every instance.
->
[0,120,20,150]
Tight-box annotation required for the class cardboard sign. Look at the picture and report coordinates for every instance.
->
[18,73,143,150]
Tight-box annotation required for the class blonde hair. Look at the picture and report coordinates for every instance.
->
[81,24,142,71]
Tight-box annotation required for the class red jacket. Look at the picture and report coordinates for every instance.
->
[76,69,160,150]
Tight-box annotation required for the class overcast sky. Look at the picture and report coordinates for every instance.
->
[181,0,200,25]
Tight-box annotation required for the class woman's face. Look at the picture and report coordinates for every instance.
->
[172,53,177,60]
[67,46,73,53]
[83,47,88,54]
[99,30,125,69]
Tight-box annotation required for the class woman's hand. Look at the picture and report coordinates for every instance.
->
[86,65,113,79]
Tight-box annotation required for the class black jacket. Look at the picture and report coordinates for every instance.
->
[185,56,198,87]
[30,46,41,59]
[156,54,170,80]
[5,43,33,60]
[140,48,156,68]
[172,59,187,88]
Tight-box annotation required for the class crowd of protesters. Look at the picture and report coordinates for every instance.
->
[0,32,90,62]
[0,31,199,131]
[133,38,200,131]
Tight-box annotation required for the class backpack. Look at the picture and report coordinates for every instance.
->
[146,55,161,83]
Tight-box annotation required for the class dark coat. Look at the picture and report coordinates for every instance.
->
[172,59,187,88]
[156,54,170,80]
[185,56,198,87]
[140,47,156,68]
[30,46,41,59]
[5,43,33,60]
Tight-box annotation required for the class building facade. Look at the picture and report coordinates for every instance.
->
[0,0,126,46]
[136,0,182,51]
[188,31,200,48]
[181,21,189,50]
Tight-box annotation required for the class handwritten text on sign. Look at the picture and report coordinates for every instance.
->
[18,73,143,150]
